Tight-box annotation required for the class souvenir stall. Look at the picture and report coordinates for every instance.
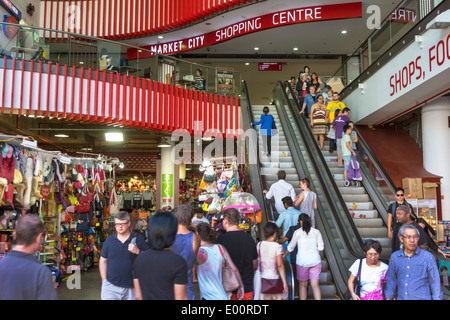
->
[197,156,262,239]
[0,134,123,286]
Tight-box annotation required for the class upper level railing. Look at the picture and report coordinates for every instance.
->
[326,0,445,97]
[40,0,260,40]
[0,21,242,97]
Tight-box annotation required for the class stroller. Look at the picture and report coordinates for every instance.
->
[345,156,362,187]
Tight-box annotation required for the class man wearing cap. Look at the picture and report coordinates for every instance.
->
[391,204,428,252]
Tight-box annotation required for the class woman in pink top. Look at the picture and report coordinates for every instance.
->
[254,223,288,300]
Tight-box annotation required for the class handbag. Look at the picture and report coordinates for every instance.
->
[109,188,119,216]
[203,166,217,183]
[354,258,363,297]
[327,126,335,139]
[258,242,284,294]
[218,245,241,292]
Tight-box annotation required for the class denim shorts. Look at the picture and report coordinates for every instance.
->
[343,155,352,171]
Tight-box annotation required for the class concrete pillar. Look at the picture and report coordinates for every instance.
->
[421,96,450,220]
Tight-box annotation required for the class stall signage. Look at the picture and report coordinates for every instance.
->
[161,173,174,210]
[258,62,283,71]
[0,0,21,20]
[128,2,362,58]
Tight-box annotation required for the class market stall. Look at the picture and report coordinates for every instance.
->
[197,156,262,240]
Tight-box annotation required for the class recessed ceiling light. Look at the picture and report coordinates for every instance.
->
[293,47,299,51]
[158,35,164,39]
[254,47,259,51]
[54,134,69,138]
[105,132,123,142]
[341,30,348,34]
[245,62,250,65]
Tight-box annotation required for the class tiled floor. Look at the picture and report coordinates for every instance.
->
[57,264,201,300]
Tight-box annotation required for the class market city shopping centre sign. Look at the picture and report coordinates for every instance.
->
[128,2,362,58]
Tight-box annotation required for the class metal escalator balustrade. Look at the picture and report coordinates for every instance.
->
[240,80,297,300]
[284,81,450,268]
[272,82,365,299]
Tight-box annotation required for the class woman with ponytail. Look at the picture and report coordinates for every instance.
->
[283,214,324,300]
[195,222,244,300]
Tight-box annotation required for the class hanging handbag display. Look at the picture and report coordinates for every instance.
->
[109,188,119,216]
[258,242,284,294]
[203,166,217,183]
[218,245,241,292]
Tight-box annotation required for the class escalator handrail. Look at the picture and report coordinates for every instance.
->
[273,83,363,298]
[240,80,275,224]
[281,81,365,256]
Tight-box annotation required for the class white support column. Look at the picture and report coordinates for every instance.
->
[421,96,450,220]
[160,142,175,211]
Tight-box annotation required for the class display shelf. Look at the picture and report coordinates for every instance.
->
[409,199,438,241]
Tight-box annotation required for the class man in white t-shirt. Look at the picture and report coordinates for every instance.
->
[263,170,296,215]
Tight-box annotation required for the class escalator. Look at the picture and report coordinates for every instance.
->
[282,81,450,284]
[241,81,365,300]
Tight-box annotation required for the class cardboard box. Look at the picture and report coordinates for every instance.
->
[423,182,438,199]
[99,57,107,71]
[402,177,423,199]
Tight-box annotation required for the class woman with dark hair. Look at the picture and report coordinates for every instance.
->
[252,106,275,157]
[171,203,201,300]
[254,222,288,300]
[196,222,244,300]
[283,214,324,300]
[294,177,317,228]
[133,211,188,300]
[347,239,388,300]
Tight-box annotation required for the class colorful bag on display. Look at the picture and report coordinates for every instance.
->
[203,166,216,183]
[109,188,119,216]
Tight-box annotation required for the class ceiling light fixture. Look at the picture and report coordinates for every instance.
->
[157,137,171,148]
[202,136,215,141]
[341,30,348,34]
[245,62,250,65]
[254,47,259,51]
[54,134,69,138]
[105,132,124,142]
[293,47,299,51]
[158,35,164,39]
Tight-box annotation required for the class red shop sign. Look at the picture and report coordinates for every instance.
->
[128,2,363,58]
[258,62,283,71]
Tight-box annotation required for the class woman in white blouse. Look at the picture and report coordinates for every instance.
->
[283,213,324,300]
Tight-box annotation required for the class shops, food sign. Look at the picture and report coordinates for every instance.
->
[128,2,362,58]
[0,0,21,20]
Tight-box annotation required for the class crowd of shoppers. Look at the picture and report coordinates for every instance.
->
[0,162,446,301]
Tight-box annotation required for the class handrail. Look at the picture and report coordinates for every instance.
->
[282,81,365,256]
[240,80,272,232]
[0,21,242,96]
[274,82,363,298]
[329,0,449,100]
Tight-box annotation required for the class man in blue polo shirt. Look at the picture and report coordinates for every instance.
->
[99,211,149,300]
[0,214,58,300]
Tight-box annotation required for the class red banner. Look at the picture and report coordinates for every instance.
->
[128,2,362,58]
